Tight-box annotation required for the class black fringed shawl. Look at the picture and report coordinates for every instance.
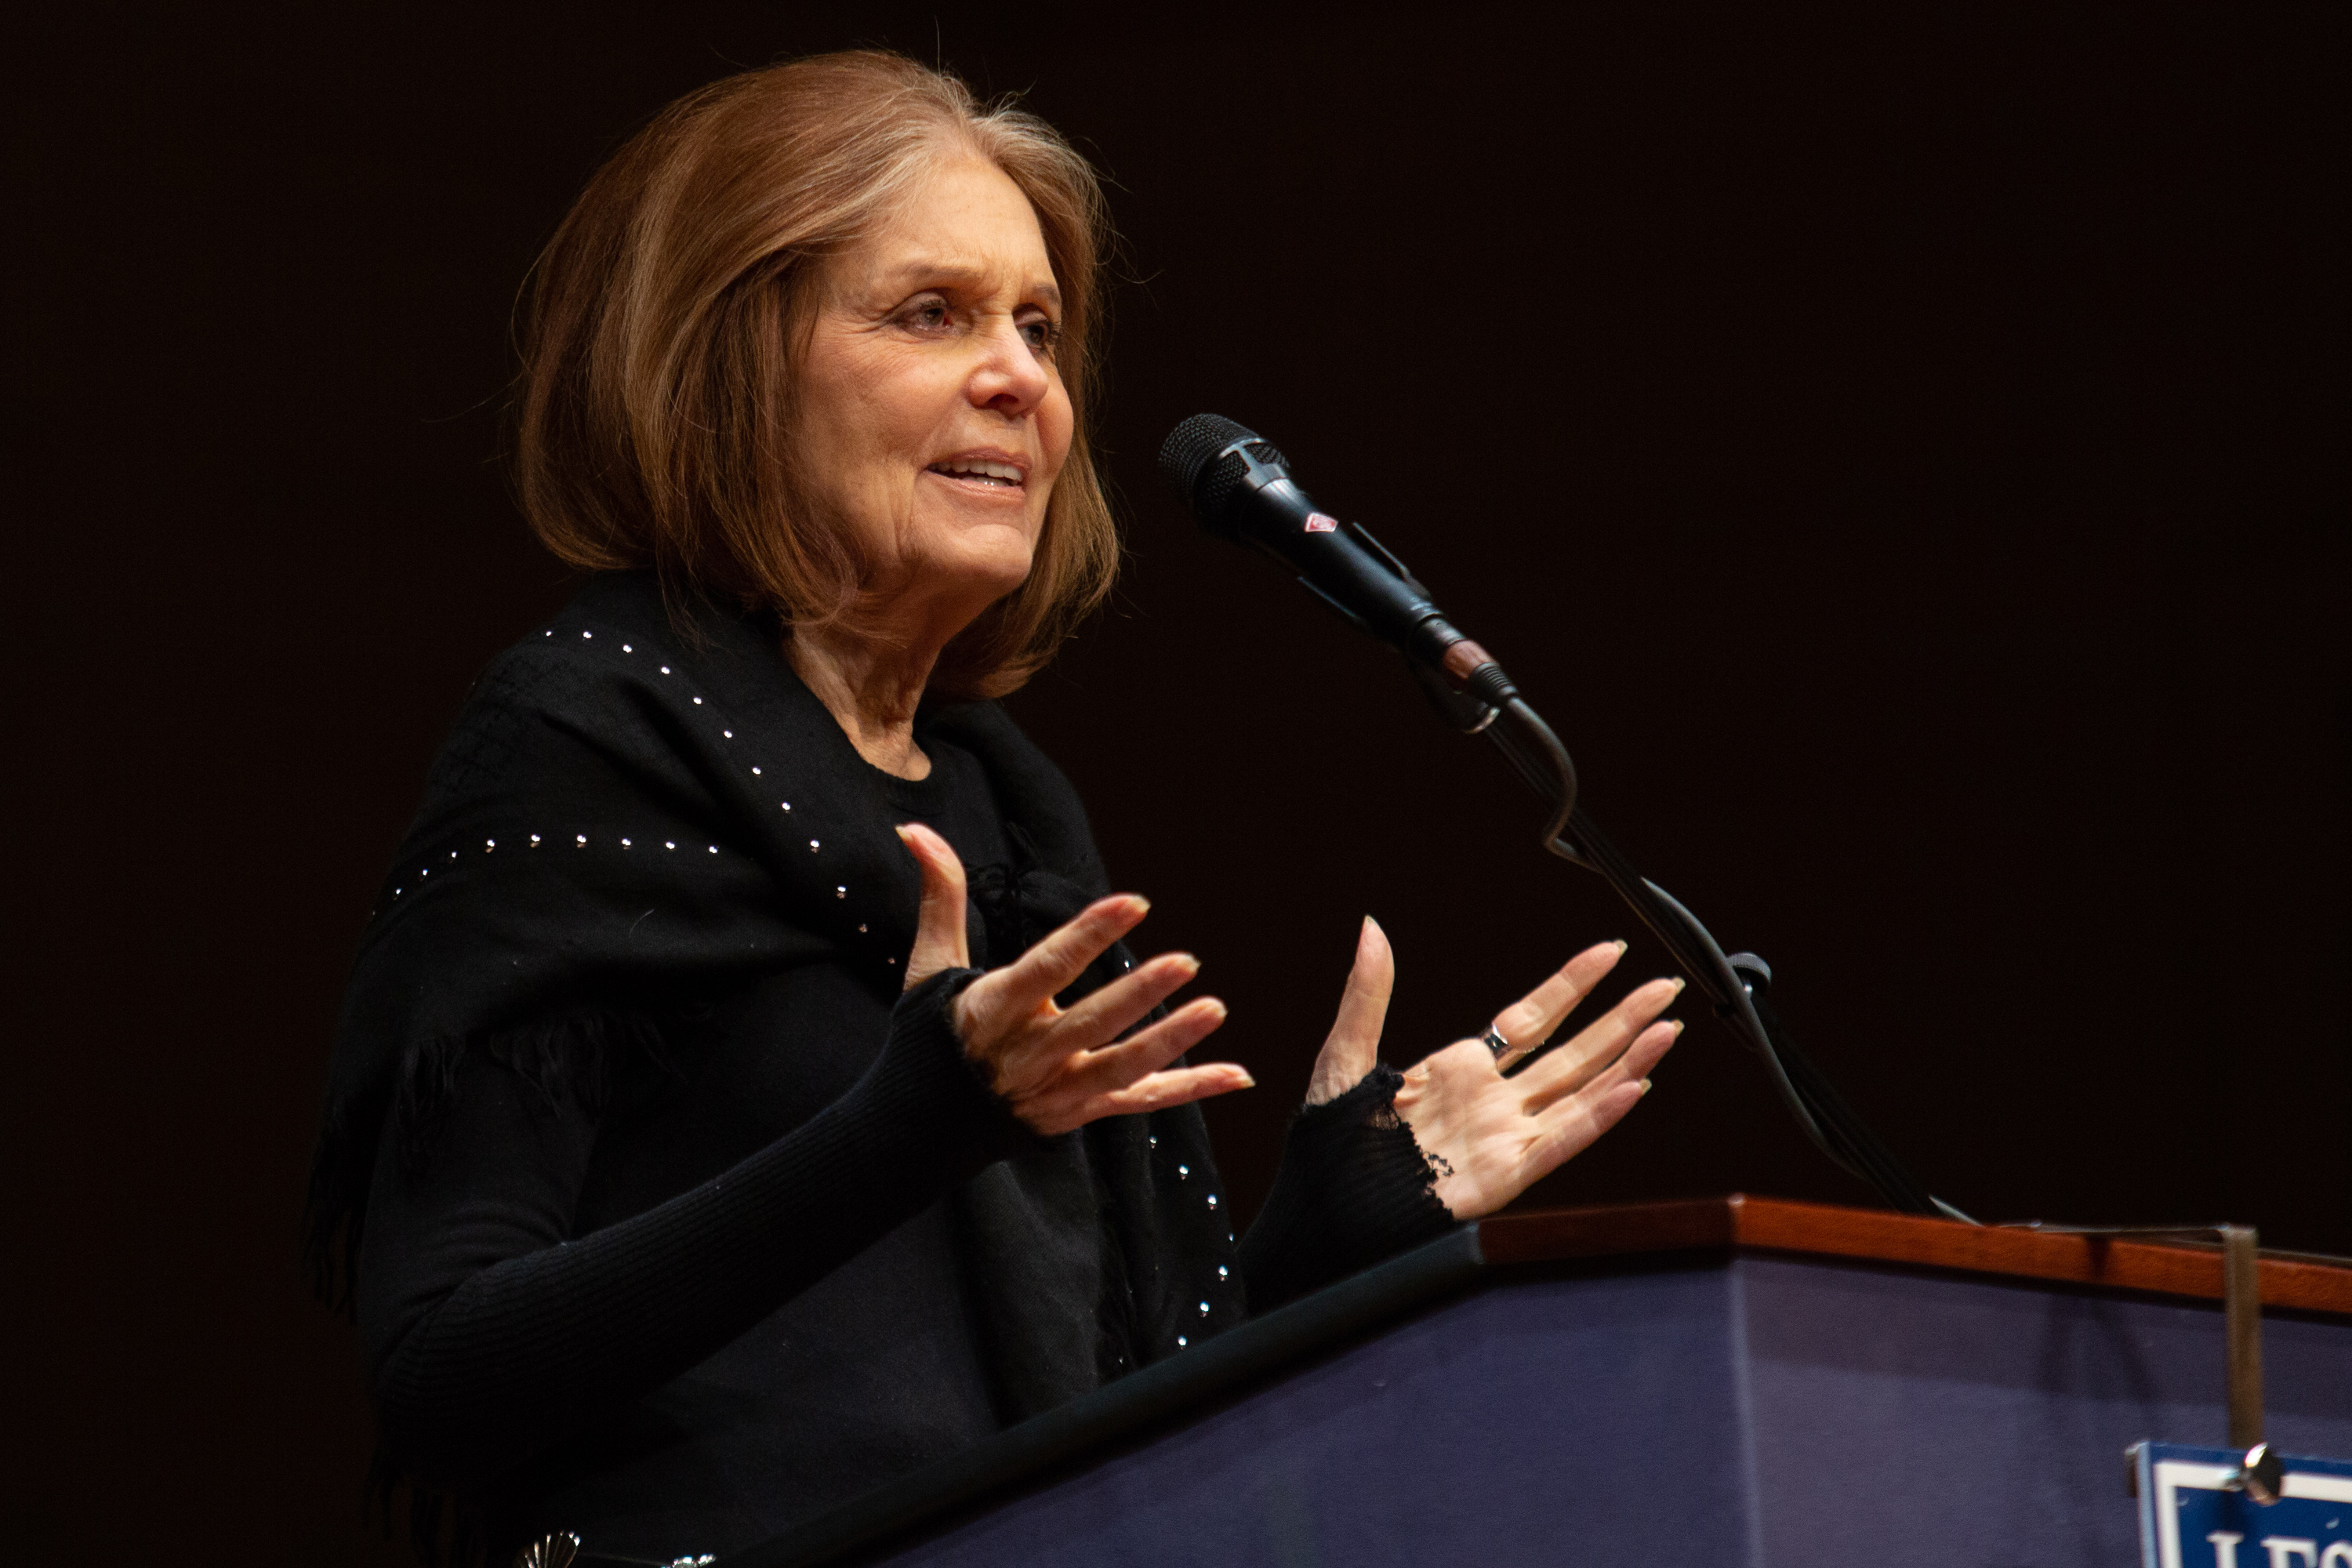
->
[307,571,1450,1558]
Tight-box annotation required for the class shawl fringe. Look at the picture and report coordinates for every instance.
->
[365,1443,488,1568]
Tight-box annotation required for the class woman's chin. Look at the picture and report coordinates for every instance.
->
[909,531,1037,607]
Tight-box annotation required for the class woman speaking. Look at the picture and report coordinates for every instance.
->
[307,49,1682,1563]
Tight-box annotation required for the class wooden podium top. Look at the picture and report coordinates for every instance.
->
[1480,1194,2352,1317]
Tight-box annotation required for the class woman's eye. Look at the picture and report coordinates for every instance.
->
[1019,318,1061,356]
[902,298,953,332]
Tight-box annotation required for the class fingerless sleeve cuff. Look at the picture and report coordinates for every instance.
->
[1236,1065,1457,1312]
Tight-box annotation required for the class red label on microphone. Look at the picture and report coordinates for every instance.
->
[1303,514,1338,533]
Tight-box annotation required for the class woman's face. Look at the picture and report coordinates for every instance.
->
[793,154,1074,626]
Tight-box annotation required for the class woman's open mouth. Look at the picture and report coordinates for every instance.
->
[926,455,1027,491]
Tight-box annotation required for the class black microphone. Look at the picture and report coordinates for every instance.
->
[1157,413,1520,710]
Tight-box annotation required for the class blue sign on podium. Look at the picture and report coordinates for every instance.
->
[2136,1444,2352,1566]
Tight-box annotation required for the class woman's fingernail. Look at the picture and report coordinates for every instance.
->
[1614,939,1630,954]
[1639,1077,1653,1094]
[894,823,913,844]
[1671,1018,1687,1036]
[1670,976,1688,994]
[1234,1069,1257,1088]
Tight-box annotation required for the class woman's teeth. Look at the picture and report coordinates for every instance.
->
[929,459,1023,486]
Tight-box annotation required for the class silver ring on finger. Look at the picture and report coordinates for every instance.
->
[1483,1026,1513,1059]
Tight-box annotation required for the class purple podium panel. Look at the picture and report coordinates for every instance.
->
[877,1266,1753,1568]
[1738,1255,2352,1565]
[733,1200,2352,1568]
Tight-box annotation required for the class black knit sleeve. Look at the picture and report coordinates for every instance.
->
[1235,1065,1458,1312]
[355,969,1018,1488]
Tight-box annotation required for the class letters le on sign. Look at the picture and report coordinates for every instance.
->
[2136,1443,2352,1567]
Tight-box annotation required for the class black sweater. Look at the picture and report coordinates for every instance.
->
[315,574,1451,1561]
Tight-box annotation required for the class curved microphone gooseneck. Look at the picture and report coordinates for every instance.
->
[1158,413,1971,1222]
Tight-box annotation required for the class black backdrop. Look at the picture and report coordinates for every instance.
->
[9,3,2347,1559]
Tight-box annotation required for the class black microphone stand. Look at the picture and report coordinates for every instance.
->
[1452,681,1968,1221]
[1158,412,1962,1221]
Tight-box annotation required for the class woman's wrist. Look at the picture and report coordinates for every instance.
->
[868,966,1038,1174]
[1237,1066,1457,1312]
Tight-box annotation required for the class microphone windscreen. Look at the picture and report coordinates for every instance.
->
[1157,414,1287,540]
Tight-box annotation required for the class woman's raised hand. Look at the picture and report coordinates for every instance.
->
[898,823,1254,1137]
[1309,917,1683,1221]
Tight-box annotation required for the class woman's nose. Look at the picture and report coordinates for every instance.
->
[967,317,1051,416]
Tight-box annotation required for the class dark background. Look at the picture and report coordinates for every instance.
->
[9,2,2345,1558]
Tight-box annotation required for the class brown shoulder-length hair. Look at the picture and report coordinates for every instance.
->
[514,51,1117,699]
